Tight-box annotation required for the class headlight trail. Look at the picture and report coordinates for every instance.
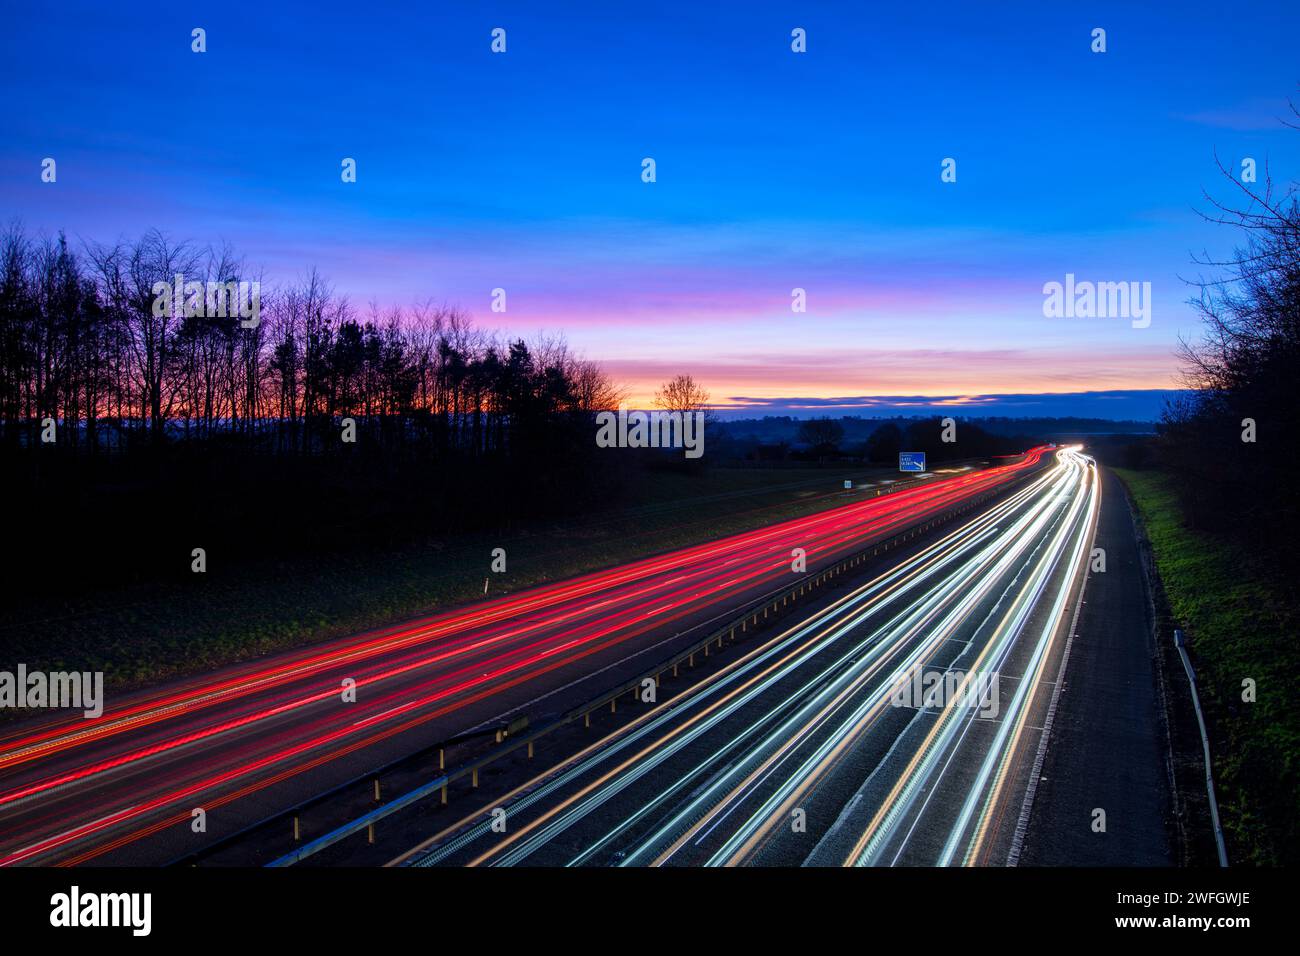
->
[0,449,1049,865]
[846,448,1098,867]
[401,448,1097,868]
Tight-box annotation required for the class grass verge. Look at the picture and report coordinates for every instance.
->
[1116,467,1298,866]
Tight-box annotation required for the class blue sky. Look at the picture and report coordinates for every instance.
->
[3,1,1297,414]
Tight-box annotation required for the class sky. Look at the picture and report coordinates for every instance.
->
[3,1,1298,416]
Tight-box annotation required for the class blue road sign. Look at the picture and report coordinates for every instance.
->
[899,451,926,473]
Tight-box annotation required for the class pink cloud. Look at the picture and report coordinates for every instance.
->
[602,344,1180,407]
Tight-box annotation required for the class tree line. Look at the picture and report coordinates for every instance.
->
[1149,104,1300,866]
[716,415,1035,464]
[1158,115,1300,579]
[0,224,621,458]
[0,223,629,598]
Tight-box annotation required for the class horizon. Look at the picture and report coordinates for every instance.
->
[3,1,1298,417]
[705,387,1182,422]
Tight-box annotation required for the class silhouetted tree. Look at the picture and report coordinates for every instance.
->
[1160,101,1300,567]
[796,417,844,459]
[865,422,903,463]
[0,224,626,589]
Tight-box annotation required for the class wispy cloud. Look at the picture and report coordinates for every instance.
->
[710,389,1182,421]
[1178,99,1293,131]
[602,344,1180,407]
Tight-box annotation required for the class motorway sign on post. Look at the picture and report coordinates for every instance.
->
[843,479,852,490]
[899,451,926,473]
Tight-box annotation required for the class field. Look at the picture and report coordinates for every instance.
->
[1,464,908,694]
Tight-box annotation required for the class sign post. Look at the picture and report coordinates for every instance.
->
[899,452,926,473]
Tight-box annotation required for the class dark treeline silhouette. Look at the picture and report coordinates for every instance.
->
[0,224,624,598]
[0,225,620,456]
[881,418,1033,464]
[1155,117,1300,580]
[1143,108,1300,866]
[715,414,1155,448]
[717,416,1036,464]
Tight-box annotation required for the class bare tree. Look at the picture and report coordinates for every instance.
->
[653,373,710,414]
[797,416,844,451]
[1164,94,1300,550]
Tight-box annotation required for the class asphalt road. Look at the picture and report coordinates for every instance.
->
[398,448,1098,867]
[1018,467,1174,865]
[0,450,1049,865]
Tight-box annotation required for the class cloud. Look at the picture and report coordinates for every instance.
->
[1178,99,1292,131]
[710,389,1185,422]
[601,344,1180,406]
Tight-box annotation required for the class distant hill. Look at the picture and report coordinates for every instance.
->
[715,414,1156,446]
[713,389,1184,424]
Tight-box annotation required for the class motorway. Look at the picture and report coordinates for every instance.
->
[1019,467,1174,865]
[396,447,1098,867]
[0,448,1049,865]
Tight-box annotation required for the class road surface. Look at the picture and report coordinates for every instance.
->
[396,447,1098,866]
[0,450,1049,865]
[1019,467,1173,865]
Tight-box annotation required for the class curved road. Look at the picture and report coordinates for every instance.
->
[0,449,1050,865]
[397,447,1096,867]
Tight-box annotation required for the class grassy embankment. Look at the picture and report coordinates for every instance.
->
[1116,467,1298,866]
[2,464,913,695]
